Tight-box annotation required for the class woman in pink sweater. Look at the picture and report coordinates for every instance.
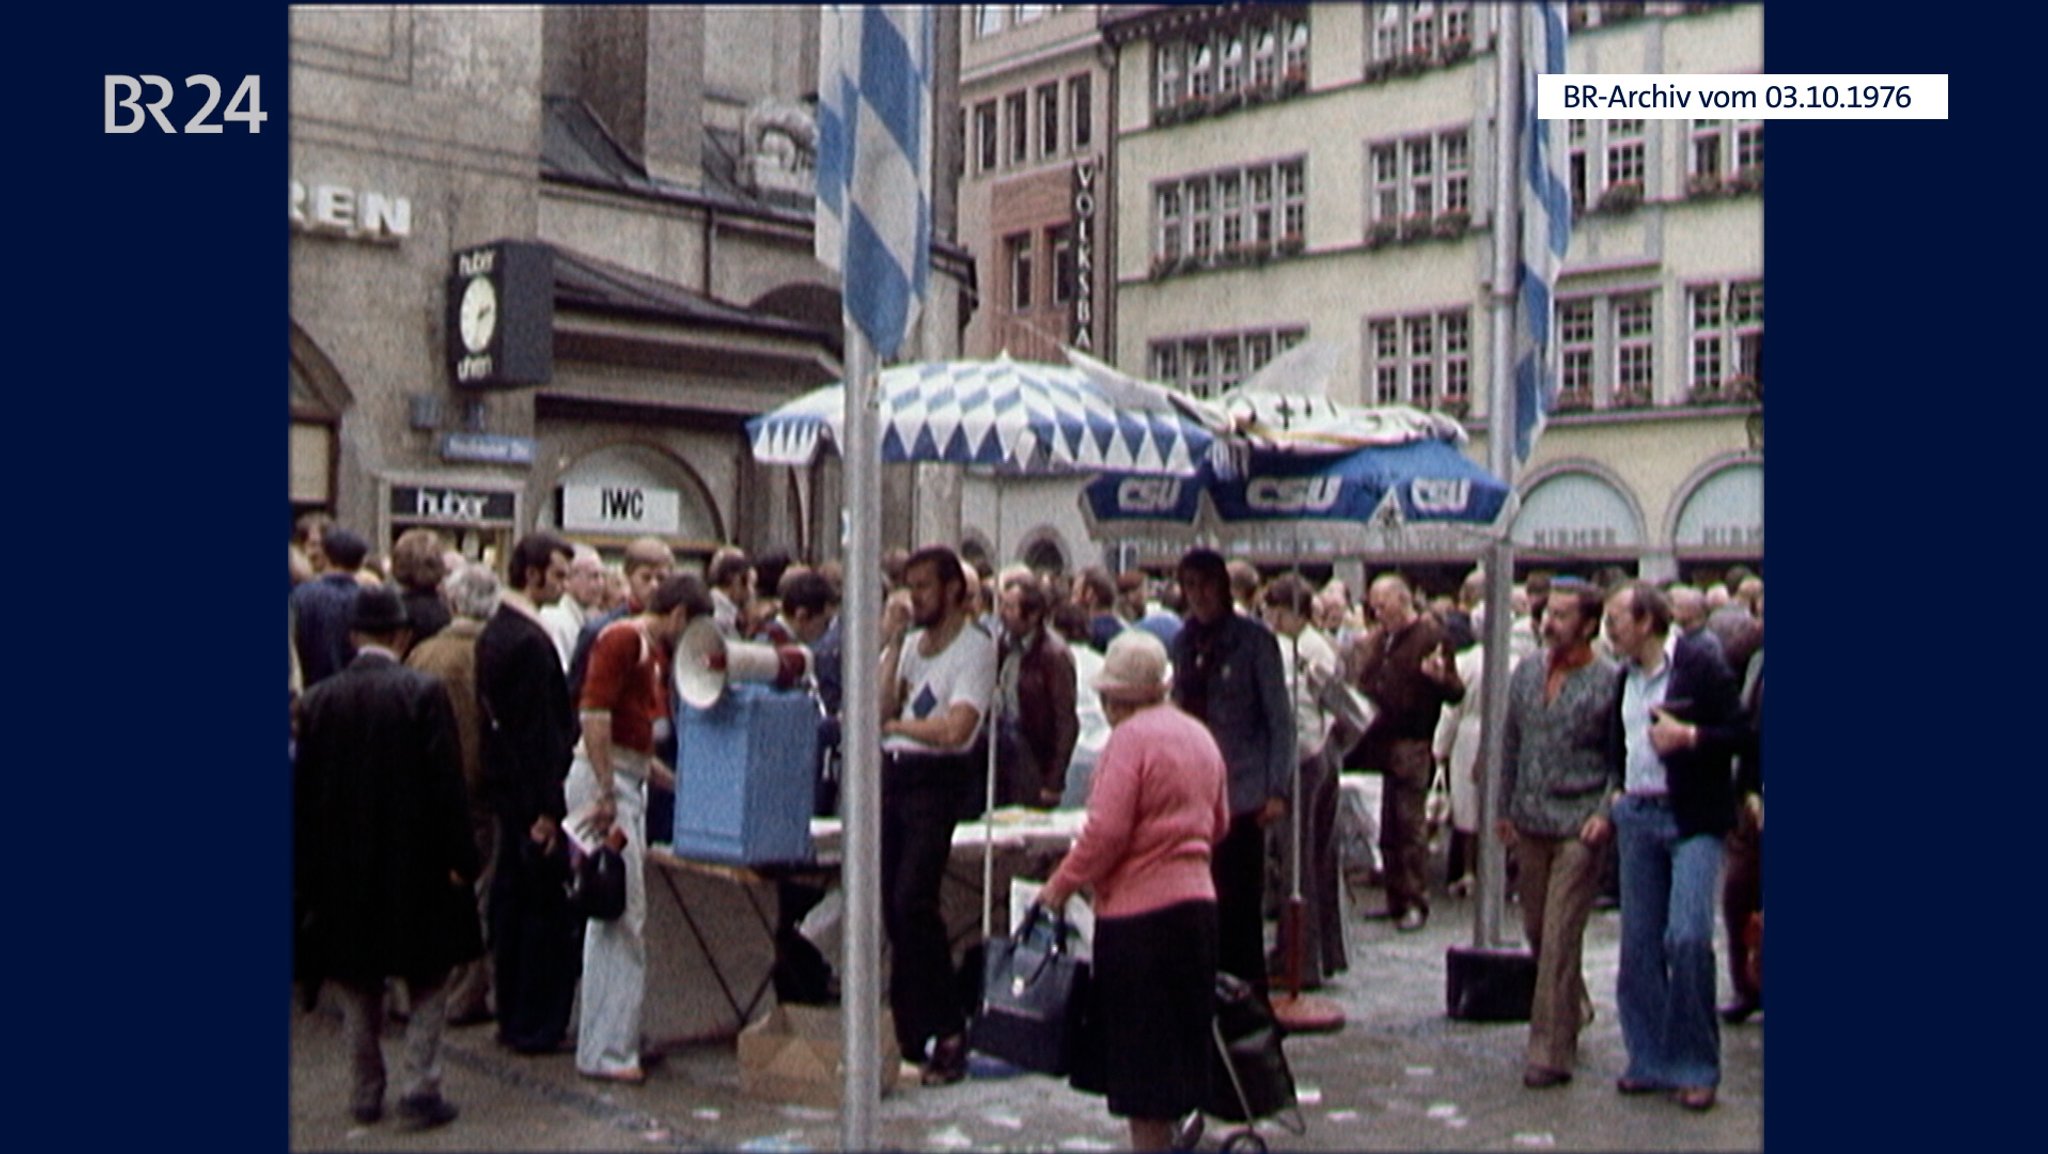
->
[1041,630,1229,1151]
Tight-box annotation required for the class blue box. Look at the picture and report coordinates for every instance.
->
[673,683,819,866]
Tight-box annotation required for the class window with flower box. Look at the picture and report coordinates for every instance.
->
[1155,185,1184,263]
[1220,33,1246,95]
[1156,41,1184,109]
[1151,7,1310,119]
[1252,28,1279,89]
[1572,120,1651,213]
[1188,178,1214,261]
[1559,299,1595,408]
[1689,279,1763,398]
[1218,173,1245,254]
[1606,119,1645,188]
[1442,313,1472,408]
[1690,116,1762,196]
[1279,160,1306,242]
[1613,293,1655,403]
[1152,157,1307,270]
[1149,327,1309,400]
[1367,129,1470,237]
[1249,167,1275,244]
[1365,309,1472,410]
[1369,3,1476,67]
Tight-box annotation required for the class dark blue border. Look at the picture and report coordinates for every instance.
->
[31,2,286,1145]
[1769,4,2014,1150]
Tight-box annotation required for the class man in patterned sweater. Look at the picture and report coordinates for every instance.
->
[1498,578,1623,1090]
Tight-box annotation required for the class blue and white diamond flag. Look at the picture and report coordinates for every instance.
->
[1514,1,1573,463]
[816,6,933,360]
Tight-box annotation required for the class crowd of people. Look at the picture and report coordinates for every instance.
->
[288,511,1763,1142]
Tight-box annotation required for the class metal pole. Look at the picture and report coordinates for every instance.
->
[839,330,882,1150]
[1474,10,1523,953]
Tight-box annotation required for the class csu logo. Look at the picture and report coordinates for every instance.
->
[1409,478,1472,514]
[1246,477,1342,513]
[1116,478,1183,513]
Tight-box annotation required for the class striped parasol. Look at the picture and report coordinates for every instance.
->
[747,355,1222,476]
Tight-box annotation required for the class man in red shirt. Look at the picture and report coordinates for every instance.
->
[564,574,712,1083]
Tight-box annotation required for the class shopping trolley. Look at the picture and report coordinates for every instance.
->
[1172,973,1308,1153]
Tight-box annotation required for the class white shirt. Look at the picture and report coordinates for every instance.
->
[1620,633,1679,795]
[537,597,589,671]
[885,621,998,756]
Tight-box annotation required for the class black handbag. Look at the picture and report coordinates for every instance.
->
[565,843,627,921]
[968,906,1090,1075]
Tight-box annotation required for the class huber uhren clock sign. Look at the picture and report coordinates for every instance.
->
[446,240,553,389]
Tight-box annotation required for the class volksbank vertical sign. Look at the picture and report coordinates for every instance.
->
[559,484,682,535]
[1071,157,1099,351]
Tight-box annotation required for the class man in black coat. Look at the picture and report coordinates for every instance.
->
[1603,580,1743,1113]
[476,532,583,1056]
[294,586,479,1130]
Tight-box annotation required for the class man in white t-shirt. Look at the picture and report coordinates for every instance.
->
[877,545,997,1087]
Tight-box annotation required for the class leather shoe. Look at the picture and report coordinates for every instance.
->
[920,1033,968,1086]
[1675,1086,1717,1112]
[1718,998,1760,1024]
[1394,908,1428,933]
[1522,1066,1571,1089]
[394,1093,459,1131]
[1616,1077,1662,1095]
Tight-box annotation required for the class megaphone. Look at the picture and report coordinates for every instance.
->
[674,616,814,709]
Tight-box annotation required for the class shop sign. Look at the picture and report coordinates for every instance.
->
[1070,158,1098,351]
[389,485,515,524]
[560,484,682,535]
[290,179,412,243]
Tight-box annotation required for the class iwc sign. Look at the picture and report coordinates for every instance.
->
[446,241,554,389]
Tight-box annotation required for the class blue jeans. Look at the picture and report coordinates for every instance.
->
[1612,795,1724,1088]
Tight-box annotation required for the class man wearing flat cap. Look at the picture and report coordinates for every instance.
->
[294,586,481,1131]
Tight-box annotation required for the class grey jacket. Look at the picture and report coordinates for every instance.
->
[1498,650,1623,838]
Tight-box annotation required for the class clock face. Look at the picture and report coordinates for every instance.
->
[458,276,498,353]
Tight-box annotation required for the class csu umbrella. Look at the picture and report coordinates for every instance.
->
[747,354,1221,477]
[1081,409,1514,557]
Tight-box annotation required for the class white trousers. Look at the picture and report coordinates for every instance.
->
[565,751,648,1076]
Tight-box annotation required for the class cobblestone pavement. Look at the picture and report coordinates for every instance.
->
[290,877,1761,1152]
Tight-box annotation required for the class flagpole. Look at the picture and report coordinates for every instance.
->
[1474,8,1523,954]
[840,328,882,1150]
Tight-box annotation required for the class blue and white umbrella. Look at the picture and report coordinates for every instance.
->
[746,355,1221,476]
[1082,428,1514,558]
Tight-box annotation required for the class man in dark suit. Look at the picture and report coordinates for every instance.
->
[1602,580,1743,1113]
[475,532,582,1056]
[294,586,479,1130]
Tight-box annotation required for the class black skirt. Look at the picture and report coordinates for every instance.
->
[1091,899,1218,1121]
